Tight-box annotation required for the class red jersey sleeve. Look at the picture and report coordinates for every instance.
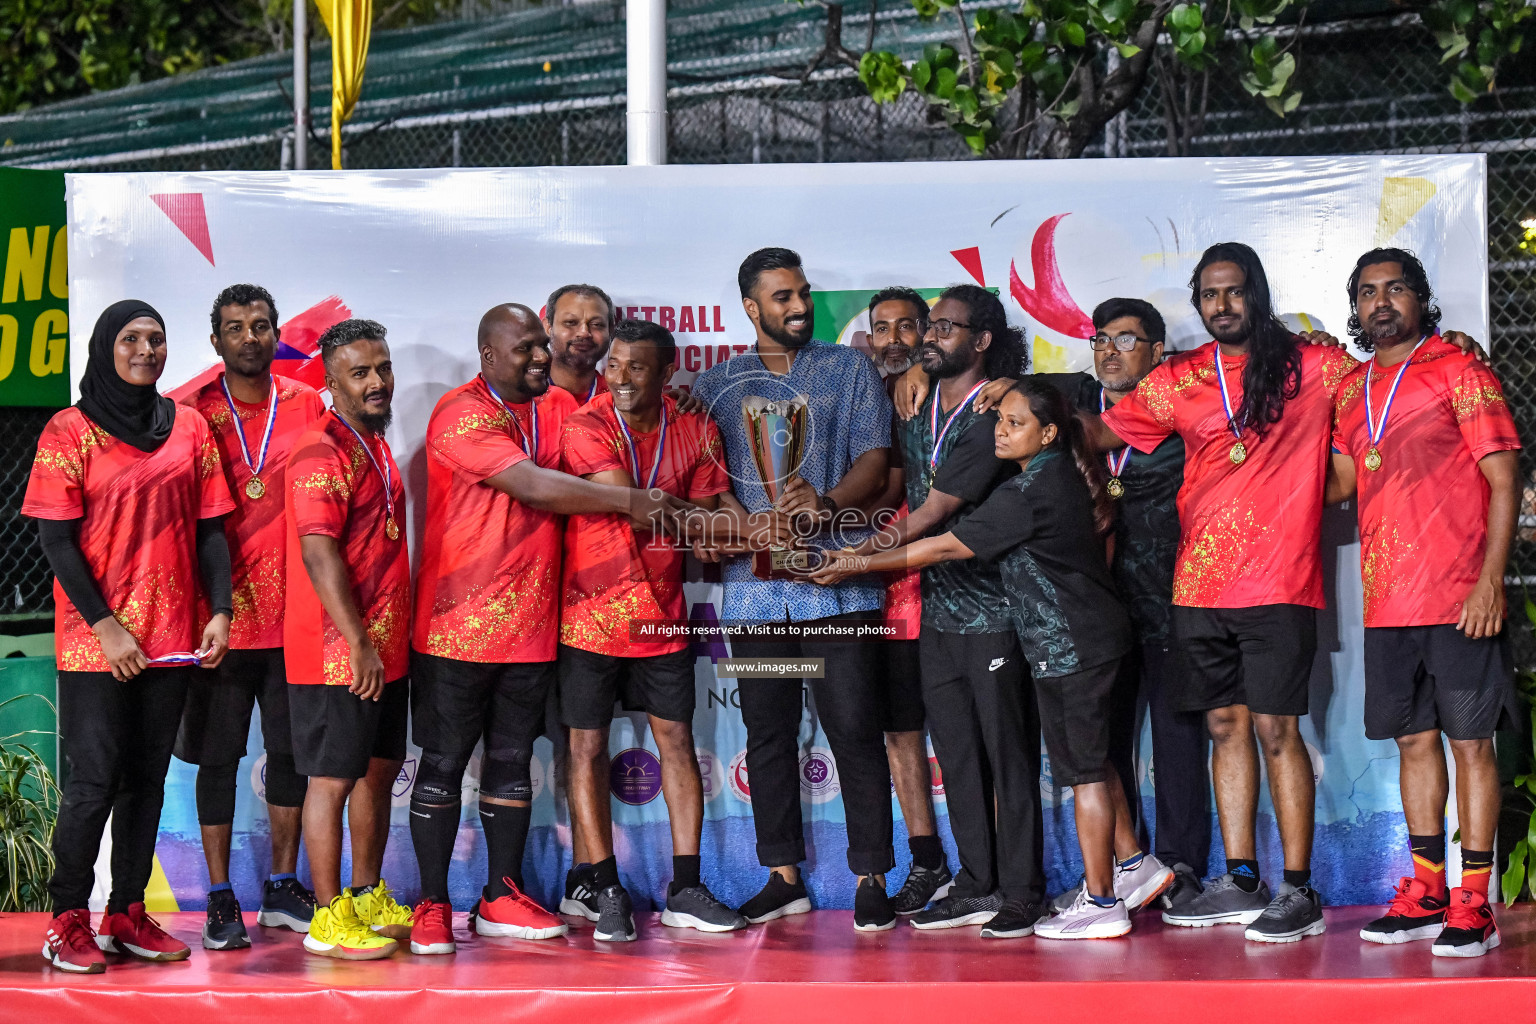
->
[561,414,627,479]
[289,439,351,539]
[193,414,237,519]
[428,393,531,482]
[21,413,87,521]
[1452,358,1521,462]
[1102,361,1176,454]
[688,417,730,501]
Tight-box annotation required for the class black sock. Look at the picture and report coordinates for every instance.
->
[409,799,460,903]
[592,855,620,892]
[1283,868,1310,890]
[1228,859,1261,892]
[671,854,701,894]
[909,834,944,871]
[480,800,532,899]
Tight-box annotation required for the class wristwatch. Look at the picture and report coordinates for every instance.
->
[819,493,839,515]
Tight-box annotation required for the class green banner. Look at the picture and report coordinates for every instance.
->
[0,167,68,408]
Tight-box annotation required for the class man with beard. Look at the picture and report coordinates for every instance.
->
[546,283,616,405]
[858,287,954,914]
[285,319,413,960]
[689,246,897,931]
[406,305,689,955]
[177,284,324,950]
[1081,243,1354,943]
[1329,250,1519,958]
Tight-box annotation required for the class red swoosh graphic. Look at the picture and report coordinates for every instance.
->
[1009,213,1094,340]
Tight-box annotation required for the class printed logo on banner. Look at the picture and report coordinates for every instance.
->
[1306,741,1325,786]
[696,748,724,803]
[799,746,840,804]
[250,753,267,803]
[728,749,751,804]
[392,758,418,806]
[530,753,546,802]
[610,748,664,805]
[929,752,945,800]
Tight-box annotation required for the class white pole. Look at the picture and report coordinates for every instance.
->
[293,0,308,171]
[626,0,667,165]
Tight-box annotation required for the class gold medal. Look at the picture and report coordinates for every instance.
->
[1229,441,1247,465]
[245,476,266,500]
[1364,448,1382,472]
[1107,477,1125,499]
[386,517,400,541]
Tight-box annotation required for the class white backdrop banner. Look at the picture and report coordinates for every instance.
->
[65,155,1487,912]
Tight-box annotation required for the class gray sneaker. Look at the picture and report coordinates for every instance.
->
[661,884,749,933]
[1050,879,1083,915]
[1159,863,1204,914]
[1161,872,1271,927]
[909,891,1004,930]
[1244,882,1325,943]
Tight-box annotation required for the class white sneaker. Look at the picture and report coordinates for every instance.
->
[1115,854,1175,911]
[1035,890,1132,940]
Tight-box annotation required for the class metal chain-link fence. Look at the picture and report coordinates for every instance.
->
[0,408,54,619]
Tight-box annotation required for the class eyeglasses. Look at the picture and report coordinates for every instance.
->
[1090,333,1151,352]
[928,318,973,339]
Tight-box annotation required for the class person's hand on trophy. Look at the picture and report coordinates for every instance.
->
[807,547,868,587]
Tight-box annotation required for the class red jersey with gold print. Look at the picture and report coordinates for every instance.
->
[1333,337,1520,626]
[412,377,576,664]
[283,411,410,686]
[560,393,729,656]
[23,405,235,671]
[1103,340,1356,609]
[183,373,325,648]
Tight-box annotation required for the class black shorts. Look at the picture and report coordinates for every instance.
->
[1364,625,1518,741]
[410,650,553,757]
[1035,658,1121,787]
[289,678,409,780]
[174,647,291,766]
[879,638,925,733]
[1171,604,1317,717]
[558,644,695,730]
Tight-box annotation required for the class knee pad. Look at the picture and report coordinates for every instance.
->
[195,763,240,827]
[263,751,308,808]
[479,752,533,803]
[412,749,470,804]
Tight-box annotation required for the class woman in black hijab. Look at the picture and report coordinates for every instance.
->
[23,300,236,974]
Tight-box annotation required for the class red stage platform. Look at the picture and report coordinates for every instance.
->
[2,906,1533,1023]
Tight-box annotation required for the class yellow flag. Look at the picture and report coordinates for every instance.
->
[315,0,373,170]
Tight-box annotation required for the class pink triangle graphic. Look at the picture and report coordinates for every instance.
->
[150,193,215,266]
[950,246,985,286]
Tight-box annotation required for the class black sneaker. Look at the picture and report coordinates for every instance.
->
[739,874,813,924]
[980,897,1045,939]
[593,884,637,943]
[661,884,749,932]
[256,877,317,933]
[890,863,954,915]
[202,888,251,950]
[560,866,600,922]
[909,891,1004,930]
[853,876,896,933]
[1159,863,1204,914]
[1244,882,1326,943]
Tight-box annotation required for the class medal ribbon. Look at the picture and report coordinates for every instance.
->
[615,404,668,489]
[1212,346,1245,442]
[587,376,600,403]
[1364,336,1427,449]
[482,374,540,459]
[929,379,990,471]
[333,411,396,525]
[220,374,279,477]
[150,651,203,666]
[1099,388,1131,478]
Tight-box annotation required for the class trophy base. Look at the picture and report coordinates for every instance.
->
[753,547,827,582]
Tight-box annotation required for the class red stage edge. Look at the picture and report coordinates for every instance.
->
[3,905,1534,1023]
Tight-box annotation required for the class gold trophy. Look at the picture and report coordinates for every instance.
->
[743,395,825,581]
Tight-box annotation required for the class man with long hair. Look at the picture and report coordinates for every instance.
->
[1329,249,1519,958]
[1083,243,1355,943]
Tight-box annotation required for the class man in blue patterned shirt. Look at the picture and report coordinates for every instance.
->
[691,247,897,932]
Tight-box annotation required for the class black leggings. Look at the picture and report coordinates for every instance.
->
[50,668,190,914]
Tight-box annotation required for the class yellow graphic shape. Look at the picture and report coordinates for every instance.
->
[1375,177,1436,244]
[1032,334,1072,374]
[144,854,180,912]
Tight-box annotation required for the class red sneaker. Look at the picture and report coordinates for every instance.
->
[409,900,457,955]
[98,902,191,961]
[473,878,569,940]
[43,909,106,974]
[1432,887,1500,958]
[1358,876,1447,944]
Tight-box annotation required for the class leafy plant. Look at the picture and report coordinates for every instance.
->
[0,694,59,913]
[1501,594,1536,905]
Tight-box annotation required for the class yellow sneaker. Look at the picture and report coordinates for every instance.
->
[302,896,398,960]
[349,879,415,940]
